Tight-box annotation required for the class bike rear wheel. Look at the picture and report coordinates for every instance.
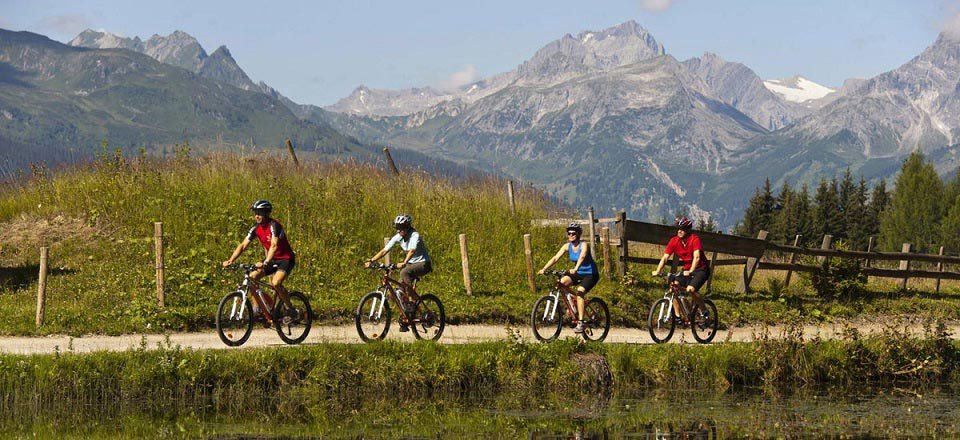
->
[216,291,254,347]
[648,298,676,344]
[531,294,563,342]
[355,291,391,342]
[411,294,445,341]
[581,297,610,342]
[274,291,313,345]
[691,299,719,344]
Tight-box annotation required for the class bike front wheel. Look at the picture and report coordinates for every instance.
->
[581,297,610,342]
[691,299,719,344]
[411,294,445,341]
[531,294,563,342]
[274,291,313,345]
[355,291,391,342]
[648,298,675,344]
[216,291,254,347]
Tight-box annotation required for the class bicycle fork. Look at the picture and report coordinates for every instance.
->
[542,292,561,322]
[367,290,388,320]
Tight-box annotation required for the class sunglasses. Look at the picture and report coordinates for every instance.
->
[566,232,579,236]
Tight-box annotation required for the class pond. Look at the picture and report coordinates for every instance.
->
[6,385,959,438]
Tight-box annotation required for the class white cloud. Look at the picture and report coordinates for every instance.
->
[943,10,960,40]
[639,0,678,13]
[438,64,480,91]
[36,13,91,37]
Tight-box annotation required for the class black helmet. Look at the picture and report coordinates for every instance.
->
[676,217,693,231]
[566,222,583,235]
[393,214,412,229]
[250,199,272,214]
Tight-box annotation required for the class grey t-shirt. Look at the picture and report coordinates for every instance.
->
[384,229,430,264]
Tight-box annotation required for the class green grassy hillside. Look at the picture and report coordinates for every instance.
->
[0,152,615,334]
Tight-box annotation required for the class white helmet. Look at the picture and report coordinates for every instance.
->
[393,214,412,229]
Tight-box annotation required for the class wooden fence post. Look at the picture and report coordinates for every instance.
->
[936,246,945,294]
[507,181,516,215]
[736,230,768,293]
[383,237,391,265]
[783,234,802,287]
[817,235,833,265]
[523,234,536,293]
[36,247,48,327]
[285,138,300,168]
[865,236,875,268]
[899,243,912,291]
[587,207,597,252]
[459,234,473,296]
[705,251,718,293]
[601,227,611,279]
[154,222,165,308]
[616,211,627,277]
[383,147,400,175]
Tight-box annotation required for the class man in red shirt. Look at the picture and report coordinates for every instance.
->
[222,200,296,319]
[652,217,710,322]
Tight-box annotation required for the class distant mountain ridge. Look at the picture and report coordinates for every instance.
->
[0,28,363,173]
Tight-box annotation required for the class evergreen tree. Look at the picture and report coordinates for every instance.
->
[866,178,889,238]
[813,178,843,238]
[697,216,718,233]
[796,183,814,245]
[944,168,960,206]
[844,177,870,249]
[879,152,945,252]
[836,168,856,240]
[770,182,795,243]
[735,179,775,237]
[941,194,960,253]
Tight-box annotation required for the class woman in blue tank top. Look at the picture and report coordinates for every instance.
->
[538,222,599,334]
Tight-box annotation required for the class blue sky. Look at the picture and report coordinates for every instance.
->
[2,0,958,106]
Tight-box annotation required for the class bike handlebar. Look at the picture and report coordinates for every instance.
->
[224,263,278,273]
[366,262,397,271]
[542,270,570,278]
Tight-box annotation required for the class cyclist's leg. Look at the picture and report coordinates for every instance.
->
[686,268,709,309]
[267,259,295,309]
[575,274,598,321]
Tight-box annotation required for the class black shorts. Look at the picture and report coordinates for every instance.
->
[569,273,599,294]
[679,267,710,292]
[263,257,295,276]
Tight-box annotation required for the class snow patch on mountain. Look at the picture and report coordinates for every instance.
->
[763,76,835,103]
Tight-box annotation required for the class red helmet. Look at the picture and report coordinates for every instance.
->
[676,217,693,231]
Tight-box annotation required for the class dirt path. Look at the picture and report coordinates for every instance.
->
[1,321,957,354]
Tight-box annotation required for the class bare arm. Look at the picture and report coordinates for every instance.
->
[539,245,568,274]
[223,238,251,267]
[261,236,279,266]
[653,252,671,276]
[687,250,701,275]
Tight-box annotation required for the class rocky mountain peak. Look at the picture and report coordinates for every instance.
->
[69,29,143,51]
[517,21,665,83]
[143,30,207,71]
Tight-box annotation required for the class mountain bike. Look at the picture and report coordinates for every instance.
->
[216,263,313,346]
[355,262,445,342]
[530,270,610,342]
[647,272,718,344]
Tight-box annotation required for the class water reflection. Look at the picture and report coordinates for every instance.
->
[3,385,960,438]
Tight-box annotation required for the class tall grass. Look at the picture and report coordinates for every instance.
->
[0,153,599,334]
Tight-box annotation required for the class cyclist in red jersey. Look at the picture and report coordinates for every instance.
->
[222,200,296,318]
[652,217,709,323]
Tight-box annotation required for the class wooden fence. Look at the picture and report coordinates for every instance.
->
[615,212,960,293]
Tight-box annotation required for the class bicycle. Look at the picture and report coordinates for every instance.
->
[530,270,610,342]
[647,272,718,344]
[216,263,313,346]
[355,262,445,342]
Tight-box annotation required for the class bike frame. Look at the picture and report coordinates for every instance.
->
[229,268,282,325]
[368,265,420,323]
[655,272,691,323]
[539,273,585,326]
